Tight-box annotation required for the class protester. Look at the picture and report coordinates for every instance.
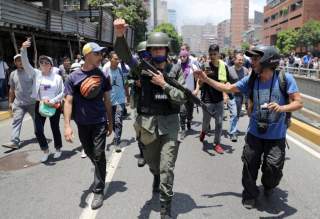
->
[21,39,64,163]
[2,54,36,149]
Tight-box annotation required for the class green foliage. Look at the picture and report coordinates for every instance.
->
[153,23,182,54]
[276,28,298,55]
[89,0,149,46]
[276,20,320,53]
[297,20,320,49]
[241,42,250,51]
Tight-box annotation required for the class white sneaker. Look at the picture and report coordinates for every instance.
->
[41,152,50,163]
[53,150,62,159]
[81,149,87,158]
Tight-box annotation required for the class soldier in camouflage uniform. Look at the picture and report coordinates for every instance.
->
[114,18,187,219]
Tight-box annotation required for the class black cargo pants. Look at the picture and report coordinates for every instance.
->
[241,132,286,200]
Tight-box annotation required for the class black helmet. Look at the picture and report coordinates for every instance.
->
[136,41,147,53]
[146,32,170,49]
[245,45,280,68]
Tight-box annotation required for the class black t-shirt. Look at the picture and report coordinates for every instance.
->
[201,61,230,103]
[64,68,112,125]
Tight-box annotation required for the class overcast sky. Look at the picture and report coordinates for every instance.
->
[166,0,265,29]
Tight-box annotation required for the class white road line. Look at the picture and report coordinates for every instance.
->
[287,134,320,159]
[79,148,124,219]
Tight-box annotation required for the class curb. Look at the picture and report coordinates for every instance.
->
[289,119,320,146]
[0,111,12,121]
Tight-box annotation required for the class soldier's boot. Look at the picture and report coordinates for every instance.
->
[152,174,160,193]
[160,201,172,219]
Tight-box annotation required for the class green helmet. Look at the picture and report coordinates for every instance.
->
[146,32,170,49]
[136,41,147,52]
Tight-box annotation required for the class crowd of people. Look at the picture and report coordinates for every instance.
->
[0,18,303,219]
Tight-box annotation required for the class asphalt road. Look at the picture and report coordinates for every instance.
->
[0,108,319,219]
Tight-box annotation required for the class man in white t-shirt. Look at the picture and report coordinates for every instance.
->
[179,50,198,139]
[0,57,9,99]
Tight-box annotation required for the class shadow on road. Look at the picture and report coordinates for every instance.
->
[43,145,82,166]
[2,138,51,154]
[138,192,221,219]
[257,187,297,219]
[104,181,127,200]
[79,183,94,208]
[202,186,297,218]
[106,137,136,151]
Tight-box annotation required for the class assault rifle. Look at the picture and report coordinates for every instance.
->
[141,59,214,117]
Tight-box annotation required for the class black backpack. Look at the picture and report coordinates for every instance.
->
[247,70,291,126]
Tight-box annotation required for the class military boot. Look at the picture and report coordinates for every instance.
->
[160,201,172,219]
[152,174,160,193]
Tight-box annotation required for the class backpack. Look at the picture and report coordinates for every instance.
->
[247,70,291,126]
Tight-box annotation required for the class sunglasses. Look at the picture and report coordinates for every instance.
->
[39,61,51,65]
[93,52,103,56]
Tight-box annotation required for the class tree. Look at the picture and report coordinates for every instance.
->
[241,42,250,51]
[153,23,182,54]
[276,28,298,55]
[297,20,320,51]
[89,0,149,47]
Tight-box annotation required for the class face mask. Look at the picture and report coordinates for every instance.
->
[152,56,167,63]
[139,51,151,59]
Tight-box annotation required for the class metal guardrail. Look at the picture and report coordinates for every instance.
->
[281,66,320,79]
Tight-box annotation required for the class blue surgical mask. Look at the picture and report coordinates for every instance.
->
[152,56,167,63]
[139,51,151,59]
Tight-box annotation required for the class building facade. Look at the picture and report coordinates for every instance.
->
[181,24,217,55]
[168,9,177,29]
[230,0,249,48]
[263,0,320,45]
[217,19,231,49]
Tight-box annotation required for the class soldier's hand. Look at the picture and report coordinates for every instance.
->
[64,126,74,143]
[149,70,166,88]
[113,18,128,37]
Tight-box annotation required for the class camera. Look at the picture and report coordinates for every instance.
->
[257,105,269,134]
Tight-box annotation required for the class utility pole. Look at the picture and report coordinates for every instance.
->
[153,0,157,28]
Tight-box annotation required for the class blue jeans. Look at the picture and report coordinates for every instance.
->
[112,104,125,145]
[11,104,36,144]
[202,101,224,144]
[0,79,6,98]
[227,98,238,135]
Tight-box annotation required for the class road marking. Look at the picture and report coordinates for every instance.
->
[79,148,124,219]
[287,134,320,159]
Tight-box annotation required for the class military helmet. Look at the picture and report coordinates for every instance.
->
[146,32,170,48]
[136,41,147,52]
[245,45,280,68]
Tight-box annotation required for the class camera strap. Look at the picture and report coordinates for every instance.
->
[257,72,275,120]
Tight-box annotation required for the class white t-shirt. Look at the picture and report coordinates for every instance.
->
[0,61,9,79]
[184,63,198,91]
[39,73,59,100]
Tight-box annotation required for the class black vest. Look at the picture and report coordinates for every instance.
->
[137,63,181,115]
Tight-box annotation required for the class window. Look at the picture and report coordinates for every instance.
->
[290,0,303,12]
[271,13,279,20]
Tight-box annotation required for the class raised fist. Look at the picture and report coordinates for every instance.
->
[113,18,128,38]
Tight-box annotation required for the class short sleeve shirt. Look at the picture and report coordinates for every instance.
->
[64,68,112,125]
[236,72,299,139]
